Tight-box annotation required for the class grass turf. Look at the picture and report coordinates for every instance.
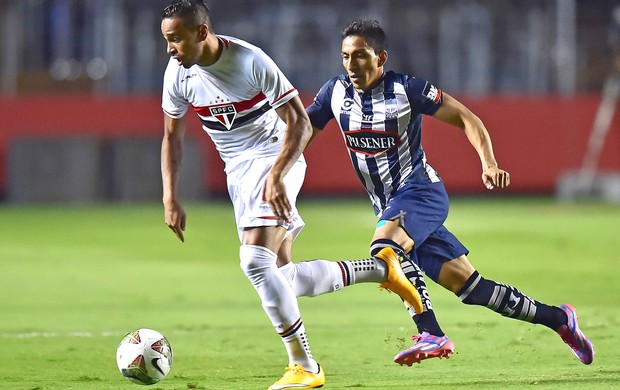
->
[0,197,618,389]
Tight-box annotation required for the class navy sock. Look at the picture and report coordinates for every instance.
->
[456,271,567,330]
[371,239,445,337]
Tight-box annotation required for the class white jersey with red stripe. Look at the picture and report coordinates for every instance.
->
[162,35,299,173]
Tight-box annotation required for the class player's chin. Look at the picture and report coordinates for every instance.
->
[175,57,191,68]
[351,79,368,92]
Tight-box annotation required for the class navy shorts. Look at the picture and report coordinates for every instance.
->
[379,181,469,282]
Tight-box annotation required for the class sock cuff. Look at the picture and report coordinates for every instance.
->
[278,261,296,282]
[336,261,353,286]
[278,317,303,338]
[240,244,277,258]
[456,270,481,301]
[370,239,404,257]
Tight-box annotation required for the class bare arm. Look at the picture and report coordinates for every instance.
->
[307,126,322,148]
[432,92,510,190]
[267,95,313,220]
[161,114,187,242]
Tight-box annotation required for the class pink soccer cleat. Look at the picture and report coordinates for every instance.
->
[394,332,454,366]
[557,304,594,364]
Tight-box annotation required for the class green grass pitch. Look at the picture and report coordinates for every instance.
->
[0,197,618,389]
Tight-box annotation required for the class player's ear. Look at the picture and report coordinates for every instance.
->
[378,50,388,67]
[197,23,209,40]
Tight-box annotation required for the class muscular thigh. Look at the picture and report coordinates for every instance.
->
[372,219,414,252]
[276,235,294,267]
[242,225,287,254]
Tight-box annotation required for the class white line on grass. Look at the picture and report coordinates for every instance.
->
[1,331,120,339]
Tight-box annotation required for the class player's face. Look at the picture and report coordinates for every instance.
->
[161,17,202,68]
[341,35,385,92]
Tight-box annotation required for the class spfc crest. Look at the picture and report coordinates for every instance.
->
[209,103,237,130]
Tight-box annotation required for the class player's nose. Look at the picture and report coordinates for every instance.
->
[167,44,176,56]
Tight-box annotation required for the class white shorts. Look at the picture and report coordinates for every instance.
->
[227,155,306,241]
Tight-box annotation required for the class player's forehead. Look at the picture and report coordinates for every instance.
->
[161,16,190,36]
[341,35,376,55]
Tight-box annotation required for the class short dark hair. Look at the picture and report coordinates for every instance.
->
[162,0,213,31]
[342,19,388,53]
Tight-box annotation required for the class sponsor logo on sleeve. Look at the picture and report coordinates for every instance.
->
[423,84,442,104]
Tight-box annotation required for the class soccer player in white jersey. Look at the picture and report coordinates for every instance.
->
[159,2,424,389]
[301,19,594,366]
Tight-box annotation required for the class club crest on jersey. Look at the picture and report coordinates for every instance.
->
[209,103,237,130]
[385,98,398,119]
[344,129,400,156]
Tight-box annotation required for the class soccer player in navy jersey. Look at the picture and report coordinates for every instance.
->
[299,19,594,366]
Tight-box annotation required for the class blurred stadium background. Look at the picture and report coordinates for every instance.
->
[0,0,619,203]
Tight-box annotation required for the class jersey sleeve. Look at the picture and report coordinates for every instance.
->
[161,58,189,119]
[405,76,443,116]
[306,77,337,130]
[252,49,298,109]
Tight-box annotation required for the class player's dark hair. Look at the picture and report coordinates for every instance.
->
[162,0,213,31]
[342,19,388,53]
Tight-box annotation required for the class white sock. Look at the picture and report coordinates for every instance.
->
[279,260,342,297]
[279,258,387,297]
[341,257,387,284]
[239,245,317,371]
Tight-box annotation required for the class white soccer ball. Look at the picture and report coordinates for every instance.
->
[116,328,173,385]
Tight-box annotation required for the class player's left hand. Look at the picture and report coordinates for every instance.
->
[264,175,292,221]
[482,166,510,190]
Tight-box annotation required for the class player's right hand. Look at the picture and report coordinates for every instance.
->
[164,199,186,243]
[264,173,292,222]
[482,166,510,190]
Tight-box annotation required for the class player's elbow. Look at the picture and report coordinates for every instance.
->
[291,116,313,146]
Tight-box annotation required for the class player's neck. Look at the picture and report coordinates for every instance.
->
[357,70,385,94]
[197,34,223,67]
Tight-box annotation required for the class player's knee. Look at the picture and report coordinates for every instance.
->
[373,220,413,252]
[439,255,475,293]
[278,261,296,284]
[370,238,405,257]
[292,260,341,297]
[239,244,276,276]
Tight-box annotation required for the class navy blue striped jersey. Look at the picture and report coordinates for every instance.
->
[307,70,444,215]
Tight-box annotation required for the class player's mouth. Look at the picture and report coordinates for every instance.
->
[349,74,365,87]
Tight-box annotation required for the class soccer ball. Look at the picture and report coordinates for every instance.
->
[116,328,173,385]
